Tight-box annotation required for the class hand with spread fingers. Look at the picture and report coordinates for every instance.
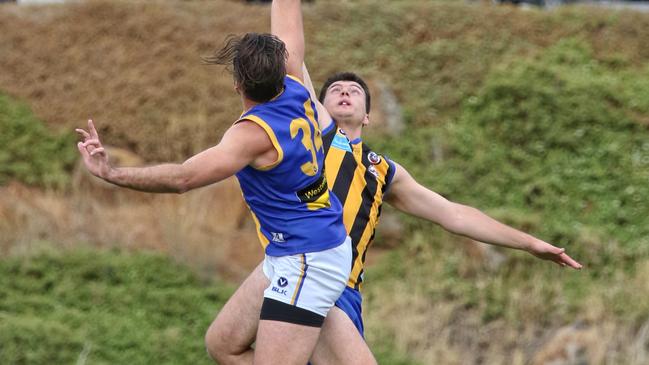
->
[76,119,111,179]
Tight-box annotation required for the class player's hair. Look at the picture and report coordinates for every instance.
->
[204,33,287,103]
[319,72,371,113]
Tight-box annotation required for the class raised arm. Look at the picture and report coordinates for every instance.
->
[385,162,582,269]
[271,0,304,81]
[302,63,333,131]
[76,119,273,194]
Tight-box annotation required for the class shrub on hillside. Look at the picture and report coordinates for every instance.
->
[0,93,76,188]
[0,248,233,365]
[0,316,85,365]
[445,38,649,255]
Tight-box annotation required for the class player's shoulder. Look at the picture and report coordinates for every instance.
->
[286,74,305,86]
[361,143,390,164]
[361,142,397,182]
[270,76,300,102]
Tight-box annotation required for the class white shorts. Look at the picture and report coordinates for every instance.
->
[262,236,352,317]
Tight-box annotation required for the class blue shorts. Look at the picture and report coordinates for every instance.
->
[334,286,364,337]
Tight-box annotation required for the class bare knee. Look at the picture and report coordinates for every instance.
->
[205,320,242,363]
[204,263,266,363]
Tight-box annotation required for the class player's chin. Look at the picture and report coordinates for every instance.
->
[330,110,356,120]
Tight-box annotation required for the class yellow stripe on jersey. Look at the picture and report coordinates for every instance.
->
[325,143,346,186]
[286,74,305,86]
[291,255,307,305]
[348,177,385,289]
[237,115,284,171]
[248,207,270,249]
[348,156,392,289]
[342,151,367,232]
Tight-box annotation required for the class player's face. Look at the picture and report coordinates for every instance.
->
[323,81,368,125]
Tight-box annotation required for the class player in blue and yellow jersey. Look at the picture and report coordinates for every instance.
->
[234,74,346,257]
[75,3,352,363]
[204,1,583,364]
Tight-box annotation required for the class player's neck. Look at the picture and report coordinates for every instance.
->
[336,120,363,141]
[242,98,259,113]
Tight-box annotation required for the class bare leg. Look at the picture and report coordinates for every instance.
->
[205,263,268,365]
[310,306,377,365]
[254,319,321,365]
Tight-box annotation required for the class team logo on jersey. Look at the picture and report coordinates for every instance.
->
[368,151,382,165]
[296,175,328,203]
[270,232,286,243]
[277,277,289,287]
[367,165,379,178]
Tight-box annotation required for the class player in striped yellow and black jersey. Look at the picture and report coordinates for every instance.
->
[321,124,395,290]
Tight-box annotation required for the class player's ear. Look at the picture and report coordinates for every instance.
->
[362,113,370,127]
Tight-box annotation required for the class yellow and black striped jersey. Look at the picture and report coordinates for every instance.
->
[322,124,396,290]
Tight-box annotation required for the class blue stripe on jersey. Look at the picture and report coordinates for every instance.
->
[321,121,335,136]
[235,76,347,256]
[331,133,353,152]
[384,158,397,195]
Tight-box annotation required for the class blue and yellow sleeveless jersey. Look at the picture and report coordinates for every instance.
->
[235,75,347,257]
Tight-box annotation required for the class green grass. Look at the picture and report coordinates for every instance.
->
[0,246,419,365]
[436,38,649,259]
[0,247,233,365]
[0,93,76,188]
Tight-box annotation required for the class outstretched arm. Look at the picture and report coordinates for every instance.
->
[76,119,273,194]
[271,0,304,81]
[385,163,582,269]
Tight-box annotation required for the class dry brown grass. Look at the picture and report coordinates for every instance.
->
[363,260,649,364]
[0,169,263,281]
[3,0,648,147]
[0,0,270,161]
[0,0,271,279]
